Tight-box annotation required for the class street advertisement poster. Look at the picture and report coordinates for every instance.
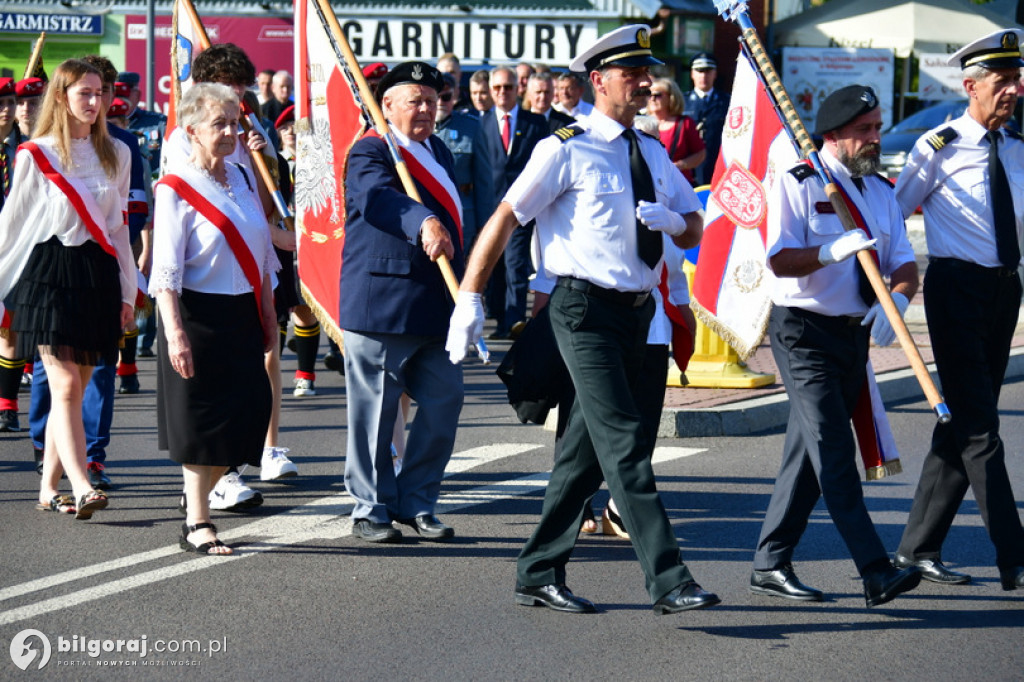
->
[917,52,967,100]
[782,47,895,131]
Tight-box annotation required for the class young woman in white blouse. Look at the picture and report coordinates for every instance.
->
[0,59,135,520]
[151,83,277,555]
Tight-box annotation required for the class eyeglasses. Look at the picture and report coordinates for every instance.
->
[439,92,454,102]
[491,84,515,91]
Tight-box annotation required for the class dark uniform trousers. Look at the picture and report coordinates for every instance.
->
[898,258,1024,570]
[516,285,693,602]
[754,305,889,575]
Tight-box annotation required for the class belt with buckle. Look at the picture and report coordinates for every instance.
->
[557,277,650,308]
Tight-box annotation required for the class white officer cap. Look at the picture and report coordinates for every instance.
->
[947,28,1024,69]
[568,24,663,74]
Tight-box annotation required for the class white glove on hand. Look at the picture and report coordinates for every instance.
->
[861,292,909,347]
[818,228,876,266]
[636,200,687,237]
[446,291,485,364]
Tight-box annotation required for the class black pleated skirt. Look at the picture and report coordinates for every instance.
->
[9,237,122,366]
[157,289,271,467]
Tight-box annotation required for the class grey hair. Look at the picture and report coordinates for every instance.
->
[490,66,516,82]
[178,82,239,131]
[962,64,991,82]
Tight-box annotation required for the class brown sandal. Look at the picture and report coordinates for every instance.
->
[36,494,76,514]
[75,489,108,520]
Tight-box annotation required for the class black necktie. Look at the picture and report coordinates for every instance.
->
[986,130,1020,269]
[623,129,661,269]
[850,177,876,306]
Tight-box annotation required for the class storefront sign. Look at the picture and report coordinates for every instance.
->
[782,47,895,130]
[917,52,966,100]
[0,11,103,36]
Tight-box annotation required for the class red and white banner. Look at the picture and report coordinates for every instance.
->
[690,54,797,359]
[167,0,207,139]
[294,0,366,342]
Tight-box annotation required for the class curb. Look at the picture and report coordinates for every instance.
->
[664,346,1024,438]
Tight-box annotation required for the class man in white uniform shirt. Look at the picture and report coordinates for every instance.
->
[893,29,1024,592]
[752,85,923,608]
[448,25,716,615]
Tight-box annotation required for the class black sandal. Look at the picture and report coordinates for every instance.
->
[36,494,76,514]
[180,522,232,555]
[75,489,108,520]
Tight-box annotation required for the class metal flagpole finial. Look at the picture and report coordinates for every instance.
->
[713,0,749,22]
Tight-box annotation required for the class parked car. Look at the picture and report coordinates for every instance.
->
[879,100,967,181]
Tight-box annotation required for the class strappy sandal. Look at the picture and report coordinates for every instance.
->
[180,522,233,555]
[74,489,109,520]
[36,494,76,515]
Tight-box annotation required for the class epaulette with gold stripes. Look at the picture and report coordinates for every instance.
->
[926,127,958,151]
[552,125,584,142]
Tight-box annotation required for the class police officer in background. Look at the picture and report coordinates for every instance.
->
[683,52,728,185]
[448,25,716,615]
[117,71,166,179]
[752,85,922,608]
[894,29,1024,592]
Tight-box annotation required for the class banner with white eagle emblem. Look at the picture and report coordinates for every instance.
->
[294,0,367,343]
[690,54,798,359]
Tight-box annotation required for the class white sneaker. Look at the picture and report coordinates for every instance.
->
[293,377,316,397]
[261,446,298,481]
[209,471,263,511]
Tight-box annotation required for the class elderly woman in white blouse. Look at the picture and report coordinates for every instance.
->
[151,83,278,555]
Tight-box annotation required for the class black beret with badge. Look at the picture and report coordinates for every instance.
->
[814,84,879,136]
[568,24,663,73]
[947,28,1024,70]
[374,61,444,100]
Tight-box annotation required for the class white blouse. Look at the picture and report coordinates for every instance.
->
[150,161,278,297]
[0,136,135,305]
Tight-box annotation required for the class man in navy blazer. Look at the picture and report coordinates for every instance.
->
[683,52,729,186]
[340,61,465,544]
[479,66,549,338]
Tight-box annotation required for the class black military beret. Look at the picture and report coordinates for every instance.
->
[375,61,444,100]
[814,84,879,136]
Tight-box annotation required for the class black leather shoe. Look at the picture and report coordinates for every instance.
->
[750,565,824,601]
[894,554,971,585]
[34,447,44,475]
[652,582,721,614]
[999,565,1024,591]
[863,564,921,607]
[351,518,402,543]
[400,514,454,541]
[87,462,113,490]
[514,583,597,613]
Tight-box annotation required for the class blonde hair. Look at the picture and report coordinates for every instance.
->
[32,59,119,179]
[652,77,685,118]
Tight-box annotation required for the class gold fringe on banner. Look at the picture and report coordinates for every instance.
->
[865,458,903,481]
[689,297,770,362]
[299,281,345,349]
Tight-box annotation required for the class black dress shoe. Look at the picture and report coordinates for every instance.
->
[652,581,721,615]
[399,514,454,541]
[514,583,597,613]
[118,374,140,394]
[863,564,921,607]
[750,565,824,601]
[999,565,1024,591]
[87,462,113,490]
[894,554,971,585]
[351,518,402,543]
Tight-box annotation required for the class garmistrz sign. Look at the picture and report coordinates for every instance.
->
[0,12,104,36]
[340,19,597,64]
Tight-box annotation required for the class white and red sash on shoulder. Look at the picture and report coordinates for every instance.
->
[156,168,265,326]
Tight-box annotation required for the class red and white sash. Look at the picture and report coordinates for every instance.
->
[365,129,464,247]
[19,141,117,258]
[157,173,265,326]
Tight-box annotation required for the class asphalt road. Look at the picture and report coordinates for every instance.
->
[1,344,1022,680]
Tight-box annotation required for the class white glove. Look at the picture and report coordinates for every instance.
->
[636,200,687,237]
[446,291,484,364]
[861,292,909,347]
[818,228,876,265]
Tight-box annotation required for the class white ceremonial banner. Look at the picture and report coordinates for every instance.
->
[782,47,895,130]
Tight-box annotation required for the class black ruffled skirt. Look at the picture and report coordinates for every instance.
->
[9,237,122,366]
[157,289,271,467]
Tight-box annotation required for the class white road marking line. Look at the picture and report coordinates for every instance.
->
[0,443,705,625]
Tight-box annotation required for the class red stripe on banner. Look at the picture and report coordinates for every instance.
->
[852,374,883,472]
[365,129,463,247]
[20,142,117,258]
[158,175,264,326]
[1,308,11,329]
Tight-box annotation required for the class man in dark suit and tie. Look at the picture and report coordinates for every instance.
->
[525,71,576,133]
[479,66,548,338]
[683,53,729,185]
[341,62,466,544]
